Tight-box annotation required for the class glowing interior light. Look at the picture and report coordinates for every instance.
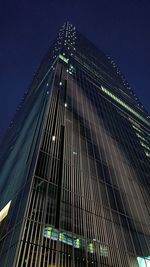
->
[59,54,69,63]
[47,227,52,236]
[64,103,67,107]
[0,200,11,223]
[52,136,56,141]
[59,232,64,241]
[46,83,49,86]
[101,86,150,126]
[74,238,80,248]
[59,82,62,86]
[136,133,147,142]
[140,141,150,151]
[88,243,94,253]
[43,227,108,256]
[132,125,142,133]
[129,117,141,127]
[100,245,108,257]
[145,151,150,158]
[137,257,150,267]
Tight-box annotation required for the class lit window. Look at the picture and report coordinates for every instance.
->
[101,86,150,127]
[145,151,150,158]
[88,243,94,253]
[43,227,103,255]
[58,54,69,63]
[132,125,142,134]
[140,141,150,151]
[136,133,147,142]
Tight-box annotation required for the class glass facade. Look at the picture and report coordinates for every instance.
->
[0,22,150,267]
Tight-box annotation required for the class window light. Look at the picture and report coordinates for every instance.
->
[136,133,146,142]
[43,226,108,255]
[101,86,150,127]
[52,136,56,141]
[145,151,150,158]
[132,125,142,134]
[58,54,69,63]
[140,142,150,151]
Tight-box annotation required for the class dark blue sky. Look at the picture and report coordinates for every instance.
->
[0,0,150,140]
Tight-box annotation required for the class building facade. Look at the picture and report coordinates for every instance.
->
[0,22,150,267]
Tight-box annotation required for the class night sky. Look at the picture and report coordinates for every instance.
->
[0,0,150,141]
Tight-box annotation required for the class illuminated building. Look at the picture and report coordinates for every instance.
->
[0,22,150,267]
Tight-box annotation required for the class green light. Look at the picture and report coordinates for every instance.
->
[47,227,52,236]
[88,243,94,253]
[74,238,80,248]
[101,86,150,127]
[76,238,80,244]
[43,227,107,256]
[59,232,64,241]
[59,54,69,63]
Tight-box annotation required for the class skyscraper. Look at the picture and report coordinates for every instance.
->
[0,21,150,267]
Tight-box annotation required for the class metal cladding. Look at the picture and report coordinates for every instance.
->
[0,22,149,267]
